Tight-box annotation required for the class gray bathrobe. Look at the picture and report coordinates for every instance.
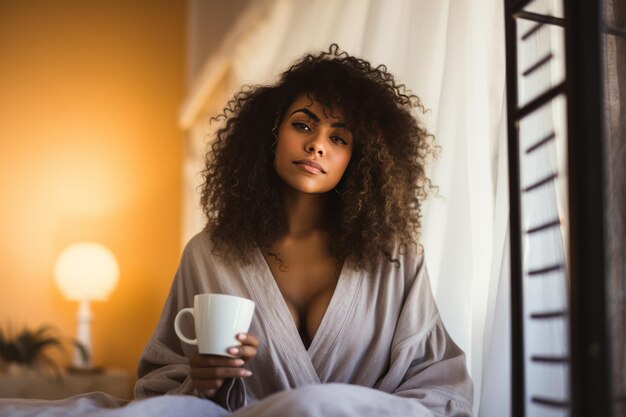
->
[134,231,473,417]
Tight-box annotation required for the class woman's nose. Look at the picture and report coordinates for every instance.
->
[305,135,325,155]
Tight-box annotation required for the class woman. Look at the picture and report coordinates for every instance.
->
[135,44,473,417]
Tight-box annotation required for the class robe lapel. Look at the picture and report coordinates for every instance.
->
[246,248,363,383]
[307,264,363,381]
[245,249,320,386]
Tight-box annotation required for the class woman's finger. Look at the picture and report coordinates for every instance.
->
[227,345,257,360]
[201,389,217,398]
[236,333,260,347]
[192,378,224,391]
[190,354,244,368]
[190,366,252,380]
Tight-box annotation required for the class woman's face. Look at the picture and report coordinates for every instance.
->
[274,94,353,194]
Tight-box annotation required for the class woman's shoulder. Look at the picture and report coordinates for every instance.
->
[378,240,429,292]
[388,239,425,270]
[181,230,250,271]
[354,240,425,272]
[185,229,213,248]
[180,230,218,263]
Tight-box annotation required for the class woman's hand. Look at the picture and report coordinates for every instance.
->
[189,333,259,398]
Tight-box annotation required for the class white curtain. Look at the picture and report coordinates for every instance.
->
[180,1,510,415]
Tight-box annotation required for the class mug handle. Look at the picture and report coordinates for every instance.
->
[174,308,198,346]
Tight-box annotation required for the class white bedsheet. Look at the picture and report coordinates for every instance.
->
[0,383,466,417]
[0,392,227,417]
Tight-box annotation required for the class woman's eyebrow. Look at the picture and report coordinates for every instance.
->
[289,108,320,122]
[289,108,347,129]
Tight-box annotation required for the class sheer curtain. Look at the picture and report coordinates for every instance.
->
[180,1,509,415]
[604,1,626,414]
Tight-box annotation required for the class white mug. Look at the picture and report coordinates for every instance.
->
[174,293,255,356]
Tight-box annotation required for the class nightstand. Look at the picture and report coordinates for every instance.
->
[0,369,131,400]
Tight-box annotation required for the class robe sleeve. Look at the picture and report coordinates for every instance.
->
[133,242,201,399]
[133,236,244,411]
[376,251,474,417]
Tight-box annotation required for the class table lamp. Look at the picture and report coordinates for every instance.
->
[54,242,119,371]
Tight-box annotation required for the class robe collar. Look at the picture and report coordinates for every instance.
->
[244,247,363,384]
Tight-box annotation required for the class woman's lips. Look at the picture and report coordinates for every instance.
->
[293,159,326,174]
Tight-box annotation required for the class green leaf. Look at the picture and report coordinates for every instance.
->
[0,323,65,370]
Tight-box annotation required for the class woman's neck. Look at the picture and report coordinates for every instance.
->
[281,186,331,237]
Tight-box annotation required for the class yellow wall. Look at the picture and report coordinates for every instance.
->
[0,1,185,396]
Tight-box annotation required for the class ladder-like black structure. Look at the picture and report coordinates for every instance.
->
[504,0,615,416]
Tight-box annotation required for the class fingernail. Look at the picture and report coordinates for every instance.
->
[234,359,244,366]
[241,370,252,377]
[228,347,239,355]
[237,333,247,341]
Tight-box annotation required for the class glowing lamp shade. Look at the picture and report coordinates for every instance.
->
[54,243,119,301]
[54,242,119,370]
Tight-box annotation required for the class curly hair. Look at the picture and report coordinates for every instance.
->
[200,44,437,269]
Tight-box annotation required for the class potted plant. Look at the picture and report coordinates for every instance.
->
[0,324,86,375]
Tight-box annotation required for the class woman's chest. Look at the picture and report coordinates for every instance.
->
[263,247,341,346]
[247,255,404,387]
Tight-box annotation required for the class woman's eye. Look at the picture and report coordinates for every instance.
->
[292,122,310,131]
[331,136,348,145]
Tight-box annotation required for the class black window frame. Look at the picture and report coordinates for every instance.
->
[504,0,612,416]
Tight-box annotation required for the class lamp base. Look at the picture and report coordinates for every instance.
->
[74,299,93,370]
